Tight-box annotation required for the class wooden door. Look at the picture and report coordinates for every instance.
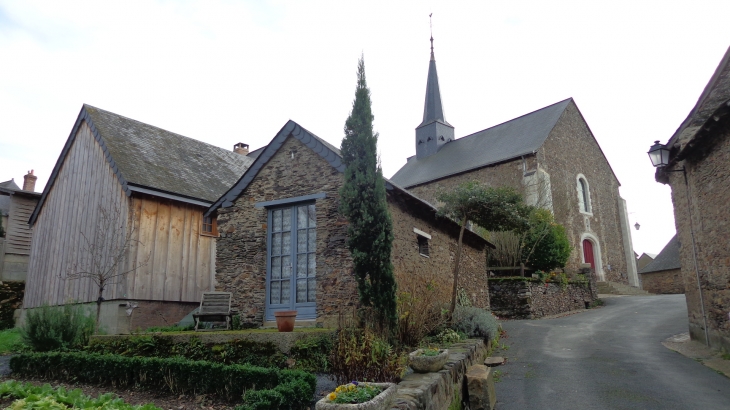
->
[582,239,595,270]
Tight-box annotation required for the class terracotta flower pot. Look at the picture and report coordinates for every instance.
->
[315,382,397,410]
[274,310,297,332]
[408,349,449,373]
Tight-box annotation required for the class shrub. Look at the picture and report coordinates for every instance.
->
[10,352,315,407]
[396,272,450,347]
[0,380,160,410]
[289,334,333,373]
[329,326,406,384]
[436,329,463,346]
[19,304,95,351]
[451,306,500,342]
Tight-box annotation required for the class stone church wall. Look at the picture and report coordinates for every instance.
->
[668,122,730,352]
[539,101,630,283]
[216,136,487,328]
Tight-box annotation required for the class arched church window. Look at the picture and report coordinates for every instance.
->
[577,176,591,214]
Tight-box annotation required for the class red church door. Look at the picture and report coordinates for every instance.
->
[583,240,595,270]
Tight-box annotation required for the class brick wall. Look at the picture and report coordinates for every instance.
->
[215,136,487,328]
[668,121,730,351]
[639,269,684,294]
[129,301,198,331]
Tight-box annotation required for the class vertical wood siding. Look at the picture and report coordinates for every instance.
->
[5,196,36,255]
[25,121,215,308]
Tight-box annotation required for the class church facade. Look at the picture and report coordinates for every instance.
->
[391,41,638,285]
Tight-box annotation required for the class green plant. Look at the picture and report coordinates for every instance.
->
[457,288,472,307]
[0,380,160,410]
[493,369,503,382]
[589,299,605,308]
[436,329,463,345]
[143,324,194,333]
[10,352,315,406]
[396,272,450,347]
[289,334,333,372]
[437,182,530,317]
[451,306,500,342]
[339,55,396,330]
[418,347,442,357]
[520,208,571,272]
[447,383,463,410]
[0,329,24,354]
[721,352,730,360]
[329,326,406,384]
[325,382,383,404]
[19,304,95,351]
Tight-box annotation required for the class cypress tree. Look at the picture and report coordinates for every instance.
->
[339,55,397,329]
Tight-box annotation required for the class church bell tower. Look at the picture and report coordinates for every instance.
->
[415,32,454,159]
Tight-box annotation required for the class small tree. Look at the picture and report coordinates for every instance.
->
[437,182,529,317]
[520,208,571,272]
[339,55,397,329]
[65,203,147,331]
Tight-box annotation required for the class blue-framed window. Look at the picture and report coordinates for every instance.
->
[266,203,317,320]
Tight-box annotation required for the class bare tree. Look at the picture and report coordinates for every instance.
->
[65,203,148,331]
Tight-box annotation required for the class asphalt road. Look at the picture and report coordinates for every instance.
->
[495,294,730,410]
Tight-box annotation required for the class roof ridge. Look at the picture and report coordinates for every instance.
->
[459,97,572,141]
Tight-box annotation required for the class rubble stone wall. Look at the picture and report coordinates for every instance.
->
[488,278,596,319]
[639,269,684,294]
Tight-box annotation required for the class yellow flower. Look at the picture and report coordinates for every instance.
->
[335,386,342,393]
[327,393,337,401]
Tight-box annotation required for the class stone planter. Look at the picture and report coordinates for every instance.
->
[273,310,297,332]
[315,383,397,410]
[408,349,449,373]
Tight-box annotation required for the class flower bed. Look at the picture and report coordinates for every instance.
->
[316,382,396,410]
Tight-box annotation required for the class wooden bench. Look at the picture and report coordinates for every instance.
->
[193,292,236,331]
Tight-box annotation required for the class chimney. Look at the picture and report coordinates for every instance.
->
[23,170,37,192]
[233,143,249,155]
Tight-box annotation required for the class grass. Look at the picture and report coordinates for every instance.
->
[493,369,503,383]
[0,329,22,354]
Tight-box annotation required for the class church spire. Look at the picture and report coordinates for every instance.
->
[415,16,454,160]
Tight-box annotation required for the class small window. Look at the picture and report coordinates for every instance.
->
[202,215,218,236]
[577,176,591,214]
[418,236,429,257]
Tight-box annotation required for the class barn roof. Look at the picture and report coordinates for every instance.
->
[391,99,572,188]
[30,105,252,225]
[639,235,681,274]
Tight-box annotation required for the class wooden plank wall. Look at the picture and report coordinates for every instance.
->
[5,196,37,255]
[25,121,216,308]
[25,121,130,308]
[126,196,214,303]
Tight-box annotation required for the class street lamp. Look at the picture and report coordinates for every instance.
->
[647,141,670,167]
[647,140,709,346]
[634,222,640,230]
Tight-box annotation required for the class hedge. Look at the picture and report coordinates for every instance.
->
[10,352,315,409]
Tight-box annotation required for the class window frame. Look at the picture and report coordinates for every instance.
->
[201,215,218,237]
[576,174,592,215]
[413,227,432,258]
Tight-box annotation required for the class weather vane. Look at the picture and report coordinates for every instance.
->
[429,13,434,57]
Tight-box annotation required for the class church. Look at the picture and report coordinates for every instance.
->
[391,37,638,286]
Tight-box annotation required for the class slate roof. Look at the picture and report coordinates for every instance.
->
[639,235,681,274]
[391,98,572,188]
[419,52,450,128]
[664,46,730,163]
[31,105,253,225]
[83,105,253,202]
[207,120,492,248]
[0,179,20,191]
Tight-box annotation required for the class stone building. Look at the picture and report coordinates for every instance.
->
[636,252,657,272]
[207,120,491,327]
[652,46,730,351]
[391,40,637,286]
[638,236,682,294]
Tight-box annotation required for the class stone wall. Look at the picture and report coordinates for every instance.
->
[488,278,596,319]
[639,269,684,294]
[216,136,487,328]
[407,101,633,284]
[668,121,730,351]
[539,102,630,283]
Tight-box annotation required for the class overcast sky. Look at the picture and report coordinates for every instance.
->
[1,0,728,255]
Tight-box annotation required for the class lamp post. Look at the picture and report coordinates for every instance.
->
[634,222,640,230]
[647,141,710,346]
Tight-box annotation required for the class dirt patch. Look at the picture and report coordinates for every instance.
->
[0,377,237,409]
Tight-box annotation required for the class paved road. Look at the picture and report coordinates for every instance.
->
[495,295,730,410]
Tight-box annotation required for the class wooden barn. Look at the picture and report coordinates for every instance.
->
[24,105,253,333]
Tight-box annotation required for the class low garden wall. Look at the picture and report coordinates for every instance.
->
[392,338,488,410]
[489,277,597,319]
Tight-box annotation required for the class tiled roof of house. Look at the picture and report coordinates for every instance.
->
[390,98,572,188]
[83,105,253,202]
[639,235,681,274]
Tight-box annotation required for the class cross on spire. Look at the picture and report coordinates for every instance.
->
[429,13,434,61]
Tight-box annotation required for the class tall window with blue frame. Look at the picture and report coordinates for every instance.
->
[266,203,317,320]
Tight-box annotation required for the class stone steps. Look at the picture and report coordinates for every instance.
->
[597,281,651,296]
